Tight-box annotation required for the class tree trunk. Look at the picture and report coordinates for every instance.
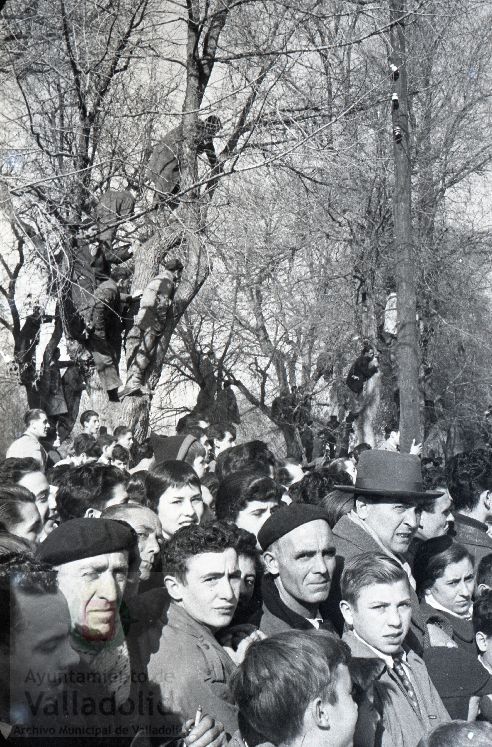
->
[389,0,420,452]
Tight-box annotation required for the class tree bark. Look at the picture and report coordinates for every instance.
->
[389,0,420,452]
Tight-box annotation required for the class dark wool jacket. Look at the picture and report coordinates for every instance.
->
[420,600,476,658]
[249,573,337,637]
[329,513,426,655]
[451,513,492,565]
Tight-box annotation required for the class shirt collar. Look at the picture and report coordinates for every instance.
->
[425,592,472,620]
[353,631,406,669]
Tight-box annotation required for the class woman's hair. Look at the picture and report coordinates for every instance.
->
[215,441,276,482]
[413,536,474,598]
[145,461,201,513]
[215,470,282,523]
[230,630,351,746]
[182,438,206,466]
[318,490,354,528]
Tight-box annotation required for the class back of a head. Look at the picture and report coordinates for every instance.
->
[56,463,126,522]
[0,555,58,651]
[0,530,35,558]
[73,433,102,459]
[126,471,148,504]
[176,414,201,434]
[145,460,201,513]
[230,630,351,747]
[215,470,281,522]
[0,457,42,484]
[473,588,492,636]
[215,441,275,482]
[476,553,492,591]
[207,422,237,442]
[417,721,492,747]
[446,450,492,512]
[113,425,132,440]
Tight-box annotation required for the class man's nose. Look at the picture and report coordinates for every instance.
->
[147,533,160,556]
[182,498,196,517]
[403,507,420,528]
[218,577,236,601]
[386,606,403,628]
[97,571,118,603]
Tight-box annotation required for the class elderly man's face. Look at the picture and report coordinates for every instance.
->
[265,520,336,607]
[10,590,79,704]
[56,551,128,641]
[357,498,421,554]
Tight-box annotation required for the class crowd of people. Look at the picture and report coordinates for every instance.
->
[2,407,492,746]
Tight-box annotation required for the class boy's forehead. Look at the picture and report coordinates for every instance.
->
[356,579,411,604]
[186,548,238,574]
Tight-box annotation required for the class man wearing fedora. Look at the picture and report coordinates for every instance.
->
[329,449,444,654]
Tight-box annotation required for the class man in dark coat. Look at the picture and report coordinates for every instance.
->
[447,450,492,564]
[328,450,444,655]
[251,504,338,636]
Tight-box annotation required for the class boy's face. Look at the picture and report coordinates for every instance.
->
[340,580,412,655]
[157,484,204,540]
[235,499,279,540]
[323,664,358,747]
[165,549,240,632]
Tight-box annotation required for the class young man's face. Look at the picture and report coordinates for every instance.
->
[166,549,240,632]
[323,664,358,747]
[29,413,50,439]
[157,484,204,540]
[266,520,336,608]
[235,499,279,540]
[56,551,128,641]
[341,580,412,655]
[192,454,208,479]
[84,416,100,436]
[18,471,50,525]
[117,431,134,450]
[214,431,235,455]
[417,491,453,540]
[358,498,421,554]
[427,556,474,616]
[10,590,79,703]
[10,502,43,544]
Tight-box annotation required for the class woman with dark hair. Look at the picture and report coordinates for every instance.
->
[414,535,476,655]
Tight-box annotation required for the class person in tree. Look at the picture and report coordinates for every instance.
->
[215,381,241,424]
[41,347,68,425]
[345,342,379,396]
[120,258,183,398]
[146,115,222,209]
[93,188,136,255]
[85,266,133,401]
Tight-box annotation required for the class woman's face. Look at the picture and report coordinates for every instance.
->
[427,557,474,616]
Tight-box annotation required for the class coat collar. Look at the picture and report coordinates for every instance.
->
[261,573,335,633]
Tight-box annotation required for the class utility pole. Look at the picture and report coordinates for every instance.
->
[389,0,420,452]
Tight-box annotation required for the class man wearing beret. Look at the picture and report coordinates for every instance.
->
[251,504,338,636]
[36,518,140,711]
[329,450,444,654]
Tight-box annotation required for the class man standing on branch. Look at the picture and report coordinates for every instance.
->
[120,258,183,398]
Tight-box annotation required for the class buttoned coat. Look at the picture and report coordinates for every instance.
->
[147,602,238,739]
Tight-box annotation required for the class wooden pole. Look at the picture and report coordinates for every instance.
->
[389,0,421,452]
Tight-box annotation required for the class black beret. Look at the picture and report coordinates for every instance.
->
[36,518,136,566]
[258,503,330,551]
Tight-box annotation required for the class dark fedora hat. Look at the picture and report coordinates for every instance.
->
[335,449,443,500]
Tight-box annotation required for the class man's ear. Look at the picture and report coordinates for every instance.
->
[262,548,280,576]
[355,497,368,520]
[482,490,492,510]
[340,599,354,627]
[85,507,101,518]
[478,583,491,597]
[164,574,184,602]
[476,630,489,654]
[309,697,331,730]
